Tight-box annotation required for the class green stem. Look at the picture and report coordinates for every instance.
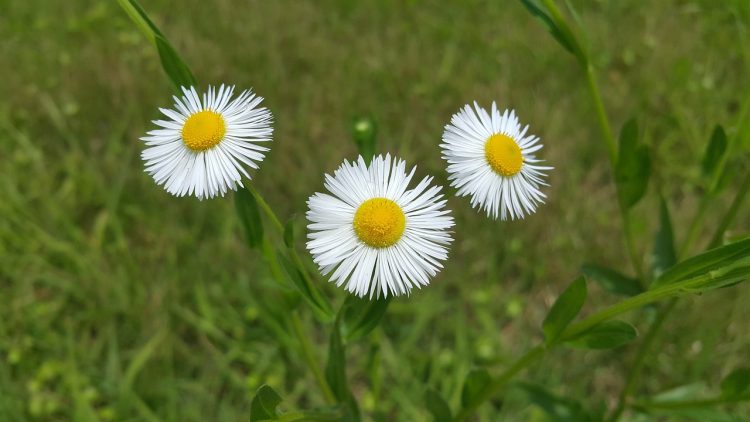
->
[633,393,750,410]
[453,345,547,421]
[606,298,677,422]
[249,186,284,233]
[709,170,750,248]
[453,273,713,419]
[290,312,337,405]
[680,197,710,259]
[584,62,618,165]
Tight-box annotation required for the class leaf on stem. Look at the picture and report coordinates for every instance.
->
[278,254,335,321]
[519,0,585,63]
[615,118,651,208]
[425,389,452,422]
[564,320,637,349]
[517,382,594,422]
[326,316,360,421]
[721,368,750,398]
[702,125,728,178]
[582,264,643,297]
[117,0,197,91]
[651,236,750,290]
[283,216,297,248]
[543,276,587,344]
[461,368,492,409]
[339,295,391,344]
[651,195,677,278]
[235,187,264,249]
[250,385,282,421]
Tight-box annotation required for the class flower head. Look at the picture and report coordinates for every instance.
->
[141,85,273,199]
[306,154,454,298]
[441,102,551,220]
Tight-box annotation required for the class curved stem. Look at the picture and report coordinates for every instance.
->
[453,345,546,421]
[606,298,677,422]
[249,185,284,233]
[290,312,337,405]
[584,62,618,165]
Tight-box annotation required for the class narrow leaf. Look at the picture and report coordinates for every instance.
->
[235,187,263,249]
[615,119,651,208]
[326,317,360,421]
[543,276,587,344]
[117,0,165,44]
[340,295,391,344]
[278,254,334,321]
[651,236,750,289]
[652,196,677,278]
[250,385,282,421]
[425,389,452,422]
[582,264,643,296]
[518,383,594,422]
[565,320,637,349]
[702,125,728,177]
[283,216,297,248]
[721,368,750,398]
[155,35,197,90]
[461,368,491,409]
[519,0,583,62]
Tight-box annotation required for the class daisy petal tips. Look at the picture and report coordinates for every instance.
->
[440,102,552,220]
[306,154,454,299]
[140,85,273,200]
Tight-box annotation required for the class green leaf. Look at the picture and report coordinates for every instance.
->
[582,264,643,297]
[352,116,376,164]
[519,0,584,63]
[235,187,264,249]
[461,368,491,409]
[543,276,587,344]
[702,125,728,177]
[117,0,197,91]
[278,254,335,321]
[117,0,164,44]
[250,385,282,421]
[325,317,360,421]
[721,368,750,398]
[652,196,677,278]
[155,34,198,90]
[517,383,594,422]
[615,119,651,208]
[283,216,297,248]
[565,320,637,349]
[651,236,750,289]
[339,295,391,344]
[425,389,452,422]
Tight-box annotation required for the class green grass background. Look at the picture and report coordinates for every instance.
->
[1,0,750,420]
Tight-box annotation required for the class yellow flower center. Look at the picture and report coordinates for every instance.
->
[484,133,523,176]
[353,198,406,248]
[181,111,226,151]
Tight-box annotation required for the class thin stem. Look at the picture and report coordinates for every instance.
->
[453,345,546,421]
[249,185,284,233]
[680,197,710,259]
[709,170,750,248]
[289,312,337,405]
[633,393,750,410]
[606,298,677,422]
[453,270,721,419]
[584,62,618,165]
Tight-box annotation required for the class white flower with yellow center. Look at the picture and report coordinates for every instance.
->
[140,85,273,199]
[306,154,454,298]
[441,102,551,220]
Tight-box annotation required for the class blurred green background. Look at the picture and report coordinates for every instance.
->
[2,0,750,420]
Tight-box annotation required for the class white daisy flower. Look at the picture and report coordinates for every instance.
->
[441,102,552,220]
[306,154,454,298]
[140,85,273,199]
